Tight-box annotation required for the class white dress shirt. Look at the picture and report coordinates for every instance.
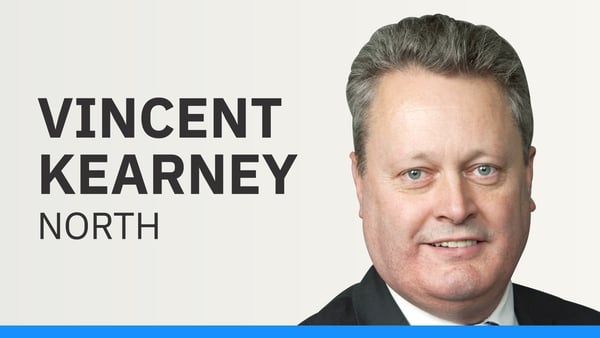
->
[387,282,519,325]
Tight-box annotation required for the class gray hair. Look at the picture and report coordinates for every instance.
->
[347,14,533,175]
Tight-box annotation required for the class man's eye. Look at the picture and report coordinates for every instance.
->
[405,169,423,180]
[475,165,495,176]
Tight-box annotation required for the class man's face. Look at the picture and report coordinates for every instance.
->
[352,68,535,322]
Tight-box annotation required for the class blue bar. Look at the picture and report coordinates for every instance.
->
[0,325,598,337]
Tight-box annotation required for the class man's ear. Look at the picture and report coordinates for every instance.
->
[350,152,364,219]
[527,146,536,212]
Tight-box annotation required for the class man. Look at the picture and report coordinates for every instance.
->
[302,14,600,325]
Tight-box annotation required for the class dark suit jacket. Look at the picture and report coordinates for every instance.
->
[301,266,600,325]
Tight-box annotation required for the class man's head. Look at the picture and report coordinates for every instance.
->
[348,14,536,324]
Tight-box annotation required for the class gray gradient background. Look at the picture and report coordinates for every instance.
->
[1,0,599,324]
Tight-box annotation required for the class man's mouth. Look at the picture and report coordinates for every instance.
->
[431,240,479,248]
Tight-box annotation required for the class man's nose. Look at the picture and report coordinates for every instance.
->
[433,174,477,225]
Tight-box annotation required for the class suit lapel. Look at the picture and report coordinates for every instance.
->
[353,266,410,324]
[513,283,546,324]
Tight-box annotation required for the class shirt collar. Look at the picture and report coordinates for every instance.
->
[387,282,518,325]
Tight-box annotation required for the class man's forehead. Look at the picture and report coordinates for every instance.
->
[372,68,507,108]
[370,70,510,121]
[364,69,522,162]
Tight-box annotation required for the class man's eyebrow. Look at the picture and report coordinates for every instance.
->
[393,152,436,164]
[406,152,430,161]
[402,150,500,162]
[463,150,491,160]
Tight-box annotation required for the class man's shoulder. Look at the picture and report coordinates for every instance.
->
[300,284,359,325]
[514,283,600,324]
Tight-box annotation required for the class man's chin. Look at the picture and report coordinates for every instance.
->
[418,269,489,302]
